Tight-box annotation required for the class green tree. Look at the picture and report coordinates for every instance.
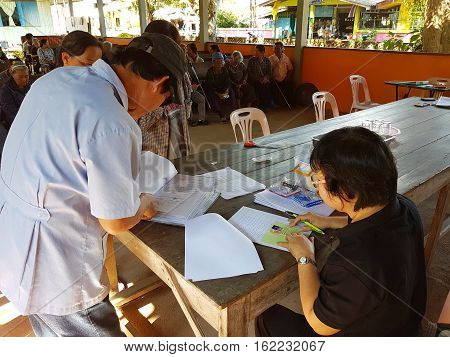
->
[217,9,239,28]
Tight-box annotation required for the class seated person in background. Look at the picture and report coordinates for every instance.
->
[208,44,228,62]
[37,39,56,72]
[0,46,8,62]
[100,41,113,62]
[186,43,204,64]
[22,33,40,73]
[257,127,426,337]
[269,42,293,107]
[247,44,274,110]
[0,62,30,130]
[183,44,207,126]
[57,31,102,67]
[226,51,255,108]
[205,52,236,123]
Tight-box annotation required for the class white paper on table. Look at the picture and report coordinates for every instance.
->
[185,213,264,282]
[436,96,450,108]
[139,151,178,194]
[202,167,265,200]
[255,190,334,217]
[229,207,292,252]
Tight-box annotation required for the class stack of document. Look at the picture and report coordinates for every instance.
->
[185,213,264,282]
[151,175,219,226]
[255,189,334,217]
[436,96,450,108]
[139,152,219,226]
[201,167,265,200]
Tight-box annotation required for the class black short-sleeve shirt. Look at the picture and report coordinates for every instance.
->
[313,195,426,336]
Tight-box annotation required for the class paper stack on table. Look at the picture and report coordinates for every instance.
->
[229,207,298,252]
[201,167,265,199]
[254,189,334,217]
[436,96,450,108]
[139,152,219,226]
[185,213,264,282]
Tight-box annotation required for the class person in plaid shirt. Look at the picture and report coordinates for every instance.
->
[247,44,275,110]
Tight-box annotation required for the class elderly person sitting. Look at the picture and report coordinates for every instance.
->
[0,62,30,130]
[37,39,56,73]
[226,51,255,108]
[205,52,236,123]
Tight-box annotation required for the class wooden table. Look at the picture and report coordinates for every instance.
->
[113,97,449,337]
[385,78,449,100]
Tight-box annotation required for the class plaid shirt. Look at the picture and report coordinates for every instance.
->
[138,73,192,159]
[247,56,272,84]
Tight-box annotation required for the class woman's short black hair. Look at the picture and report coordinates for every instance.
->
[39,38,48,47]
[187,43,198,55]
[310,127,398,211]
[56,30,101,67]
[145,20,181,45]
[255,44,266,53]
[210,44,220,52]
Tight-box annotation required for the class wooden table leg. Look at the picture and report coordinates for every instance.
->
[105,234,119,294]
[425,183,449,268]
[218,296,251,337]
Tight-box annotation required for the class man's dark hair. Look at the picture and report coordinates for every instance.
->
[187,43,198,55]
[56,30,101,67]
[25,33,33,40]
[274,41,284,48]
[145,20,181,45]
[210,44,220,52]
[39,39,48,47]
[111,47,172,82]
[310,127,398,211]
[255,44,266,53]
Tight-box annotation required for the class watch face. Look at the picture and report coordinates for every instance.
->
[300,257,307,264]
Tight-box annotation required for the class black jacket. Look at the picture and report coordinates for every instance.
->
[0,78,29,130]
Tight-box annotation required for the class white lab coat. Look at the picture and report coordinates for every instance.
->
[0,60,142,316]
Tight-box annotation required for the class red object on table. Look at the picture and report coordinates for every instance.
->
[244,140,256,148]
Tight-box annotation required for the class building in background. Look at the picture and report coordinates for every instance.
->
[0,0,55,51]
[259,0,424,42]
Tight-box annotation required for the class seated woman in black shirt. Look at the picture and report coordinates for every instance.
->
[257,127,426,337]
[0,63,30,130]
[204,52,236,123]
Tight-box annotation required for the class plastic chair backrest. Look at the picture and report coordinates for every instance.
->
[230,108,271,143]
[350,75,372,105]
[312,91,340,121]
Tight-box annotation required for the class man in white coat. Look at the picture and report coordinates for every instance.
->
[0,32,186,336]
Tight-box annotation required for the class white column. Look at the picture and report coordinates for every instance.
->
[68,0,74,17]
[96,0,107,37]
[137,0,147,34]
[199,0,209,50]
[293,0,310,86]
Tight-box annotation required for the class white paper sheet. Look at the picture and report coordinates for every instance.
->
[139,151,178,194]
[229,207,291,252]
[255,189,334,217]
[202,167,265,200]
[185,213,264,282]
[436,96,450,108]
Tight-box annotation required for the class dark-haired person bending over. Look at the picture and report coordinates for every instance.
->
[257,127,426,337]
[0,34,186,337]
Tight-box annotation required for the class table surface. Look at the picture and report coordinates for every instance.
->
[130,97,450,309]
[385,80,450,91]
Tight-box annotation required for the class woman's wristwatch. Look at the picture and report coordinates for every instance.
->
[297,256,317,268]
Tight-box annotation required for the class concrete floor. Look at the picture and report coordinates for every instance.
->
[0,106,448,337]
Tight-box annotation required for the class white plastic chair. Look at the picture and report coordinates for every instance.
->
[312,91,340,122]
[349,75,380,112]
[230,108,271,143]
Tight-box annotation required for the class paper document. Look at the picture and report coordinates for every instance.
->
[139,151,178,194]
[202,167,265,199]
[436,96,450,108]
[255,189,334,217]
[185,213,264,282]
[229,207,310,252]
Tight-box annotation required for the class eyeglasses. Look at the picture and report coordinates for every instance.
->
[310,173,326,189]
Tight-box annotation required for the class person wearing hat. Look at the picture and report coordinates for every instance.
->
[205,52,236,123]
[0,30,186,337]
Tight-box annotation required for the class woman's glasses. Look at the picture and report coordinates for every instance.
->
[310,173,326,189]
